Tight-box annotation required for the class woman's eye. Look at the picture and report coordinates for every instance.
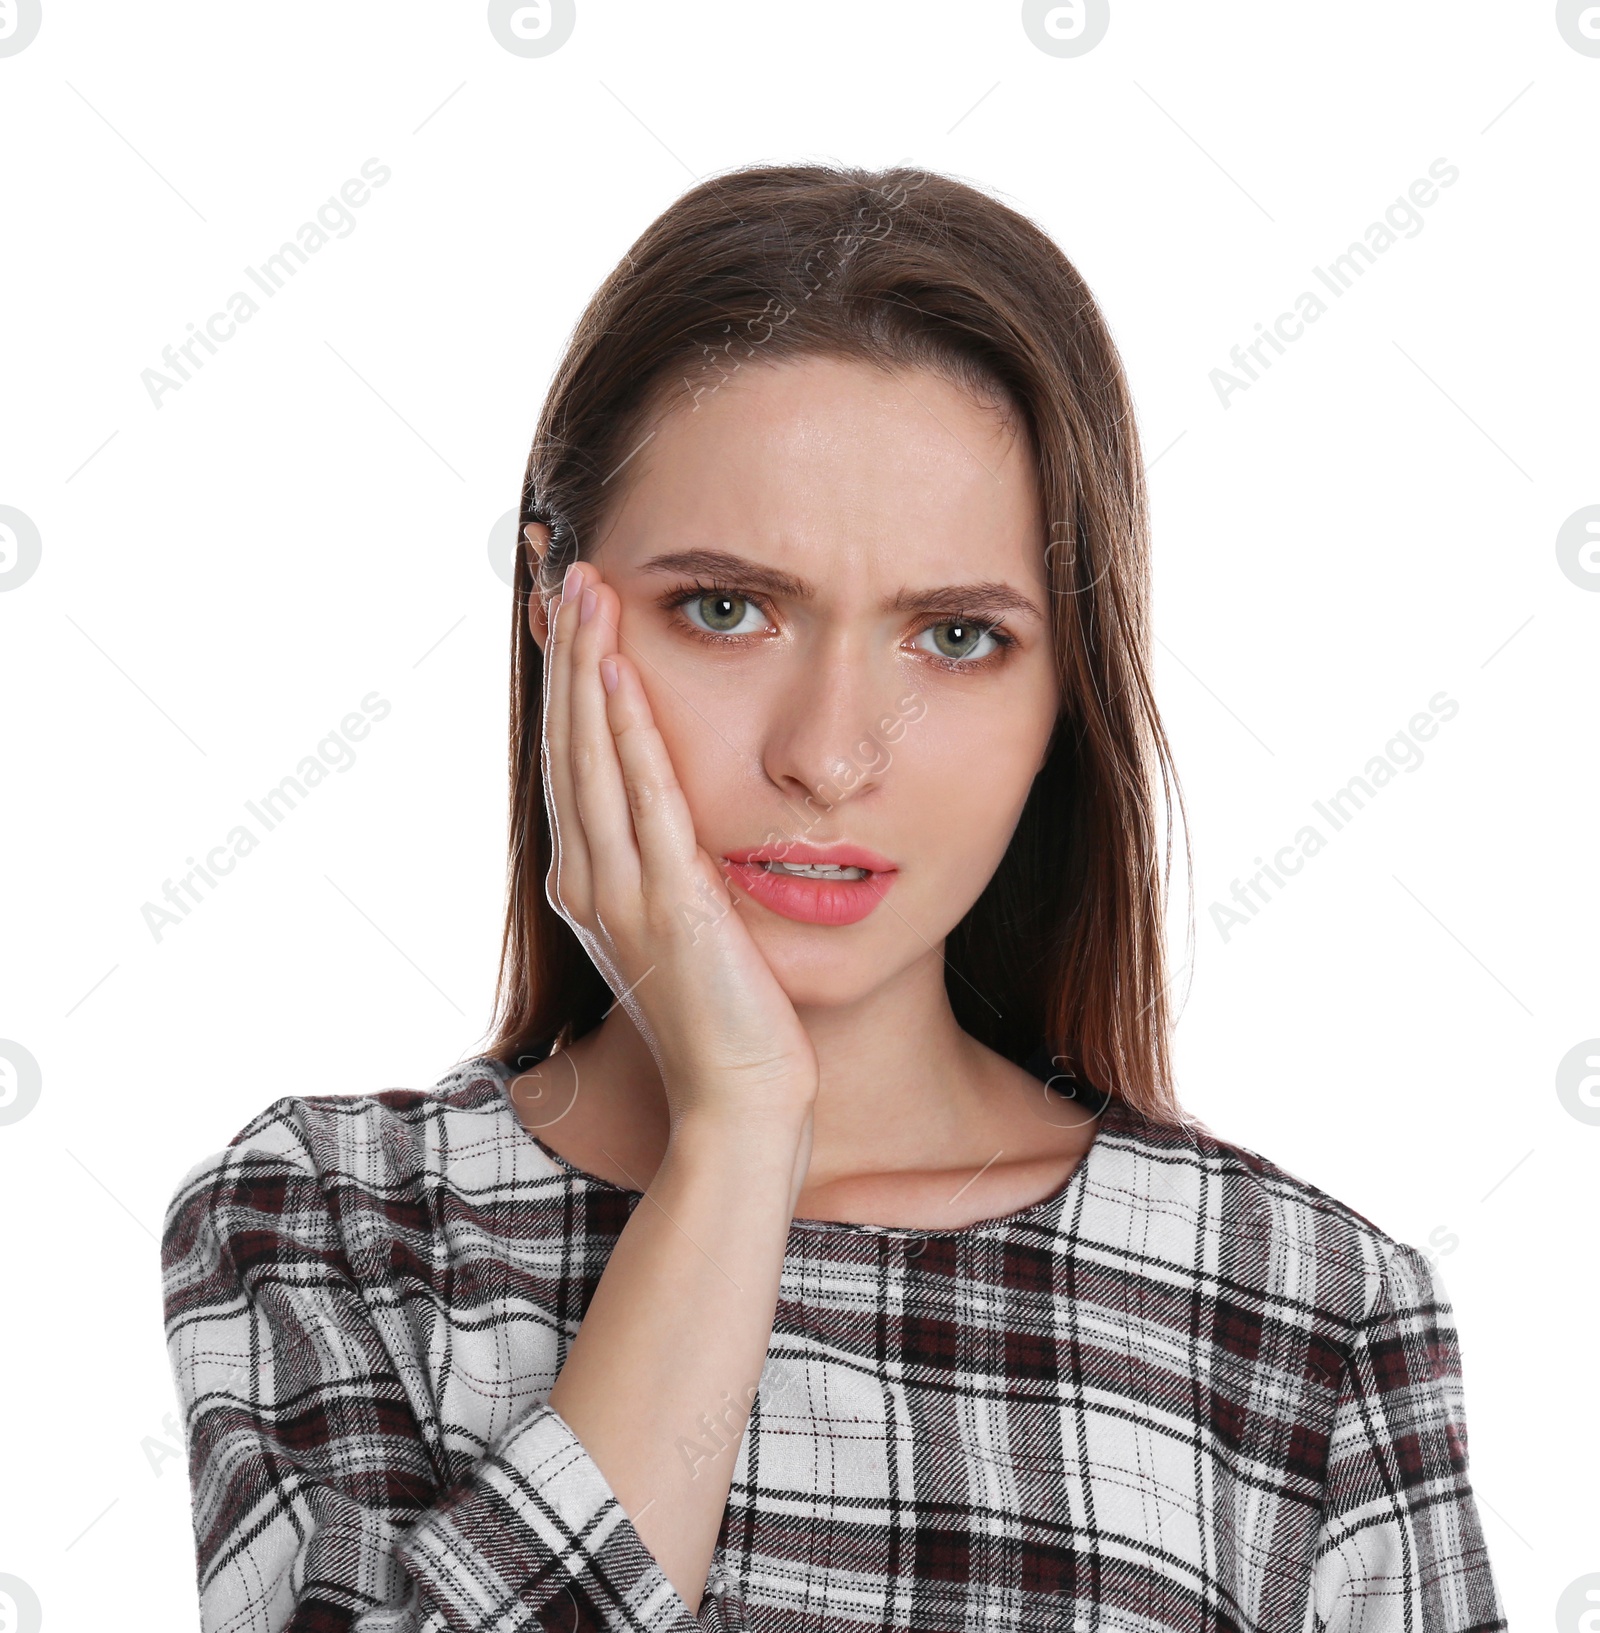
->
[914,620,1004,663]
[680,591,767,637]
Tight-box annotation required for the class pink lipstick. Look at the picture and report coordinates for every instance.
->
[720,841,897,927]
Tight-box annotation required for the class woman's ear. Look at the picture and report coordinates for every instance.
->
[524,522,553,652]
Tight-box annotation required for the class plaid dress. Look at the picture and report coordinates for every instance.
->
[160,1050,1506,1632]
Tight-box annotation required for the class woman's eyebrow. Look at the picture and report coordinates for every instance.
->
[638,548,1044,621]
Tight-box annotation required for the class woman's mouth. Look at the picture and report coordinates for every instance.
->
[719,844,897,926]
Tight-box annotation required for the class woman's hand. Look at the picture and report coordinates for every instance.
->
[541,556,820,1137]
[537,555,819,1607]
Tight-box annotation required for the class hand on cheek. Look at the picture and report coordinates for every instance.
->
[540,559,821,1130]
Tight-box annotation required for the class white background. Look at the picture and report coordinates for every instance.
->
[1,2,1594,1627]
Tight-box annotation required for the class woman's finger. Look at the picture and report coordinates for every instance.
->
[566,574,644,908]
[541,564,595,918]
[599,650,703,903]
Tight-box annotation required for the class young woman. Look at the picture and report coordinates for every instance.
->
[161,164,1505,1632]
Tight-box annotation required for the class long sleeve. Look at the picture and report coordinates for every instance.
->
[160,1106,704,1633]
[1305,1242,1506,1633]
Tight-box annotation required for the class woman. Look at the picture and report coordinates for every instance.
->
[161,164,1505,1632]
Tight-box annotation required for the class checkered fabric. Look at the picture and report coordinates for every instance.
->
[161,1051,1506,1632]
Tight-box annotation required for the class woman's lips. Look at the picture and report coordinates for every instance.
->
[719,844,898,927]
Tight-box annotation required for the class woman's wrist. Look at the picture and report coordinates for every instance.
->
[662,1099,814,1194]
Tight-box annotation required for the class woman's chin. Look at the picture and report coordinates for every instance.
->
[745,928,915,1013]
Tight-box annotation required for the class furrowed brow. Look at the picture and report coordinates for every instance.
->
[889,582,1043,622]
[640,548,1042,623]
[639,549,813,601]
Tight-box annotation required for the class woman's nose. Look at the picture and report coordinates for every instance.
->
[758,641,900,808]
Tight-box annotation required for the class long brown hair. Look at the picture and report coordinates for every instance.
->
[486,162,1191,1125]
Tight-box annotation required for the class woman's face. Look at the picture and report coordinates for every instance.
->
[539,354,1059,1010]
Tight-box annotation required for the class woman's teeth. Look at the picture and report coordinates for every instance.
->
[763,861,869,881]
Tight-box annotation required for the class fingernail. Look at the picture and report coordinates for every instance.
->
[599,658,618,694]
[579,586,597,624]
[562,563,582,604]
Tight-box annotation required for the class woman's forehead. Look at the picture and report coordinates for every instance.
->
[600,356,1045,583]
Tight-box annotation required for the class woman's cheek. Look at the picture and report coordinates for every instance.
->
[901,700,1045,866]
[632,643,767,825]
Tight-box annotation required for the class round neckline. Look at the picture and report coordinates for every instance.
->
[467,1052,1120,1240]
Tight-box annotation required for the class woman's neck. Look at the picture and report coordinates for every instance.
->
[524,948,1095,1228]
